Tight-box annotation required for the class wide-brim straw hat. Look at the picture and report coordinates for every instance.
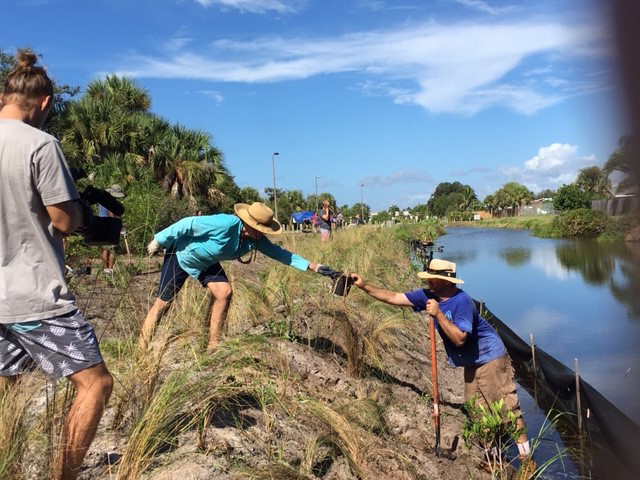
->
[234,202,282,235]
[107,184,125,198]
[417,259,464,284]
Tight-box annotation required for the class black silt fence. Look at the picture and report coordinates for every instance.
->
[476,300,640,478]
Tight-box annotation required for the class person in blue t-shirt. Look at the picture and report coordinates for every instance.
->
[141,202,326,351]
[350,259,533,463]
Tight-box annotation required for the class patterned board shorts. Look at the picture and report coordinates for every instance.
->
[0,309,104,378]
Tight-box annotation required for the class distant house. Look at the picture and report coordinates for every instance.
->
[474,210,492,220]
[520,198,554,216]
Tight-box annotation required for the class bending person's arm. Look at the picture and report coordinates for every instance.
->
[351,273,414,307]
[256,237,318,272]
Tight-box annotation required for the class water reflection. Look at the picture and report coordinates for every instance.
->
[498,247,531,267]
[441,250,477,266]
[555,241,640,318]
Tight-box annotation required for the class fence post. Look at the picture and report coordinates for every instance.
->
[530,333,536,374]
[530,333,538,405]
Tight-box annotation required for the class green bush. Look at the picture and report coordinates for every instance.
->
[121,179,192,254]
[393,219,445,243]
[553,208,608,237]
[553,184,591,211]
[599,214,634,241]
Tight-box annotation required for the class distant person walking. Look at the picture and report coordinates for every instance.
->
[99,184,125,274]
[141,202,328,350]
[336,211,344,229]
[318,200,333,242]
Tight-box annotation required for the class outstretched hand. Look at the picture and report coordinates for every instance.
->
[350,273,365,289]
[314,264,343,279]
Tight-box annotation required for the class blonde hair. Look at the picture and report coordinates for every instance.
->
[1,49,54,110]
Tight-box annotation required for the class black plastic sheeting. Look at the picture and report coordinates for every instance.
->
[476,300,640,478]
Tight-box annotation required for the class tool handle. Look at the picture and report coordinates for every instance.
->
[430,314,440,448]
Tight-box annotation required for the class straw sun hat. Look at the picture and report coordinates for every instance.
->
[107,184,125,198]
[417,259,464,284]
[234,202,282,235]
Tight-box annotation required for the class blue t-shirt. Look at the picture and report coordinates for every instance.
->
[404,288,506,367]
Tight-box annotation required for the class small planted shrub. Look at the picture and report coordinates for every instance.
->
[463,398,524,478]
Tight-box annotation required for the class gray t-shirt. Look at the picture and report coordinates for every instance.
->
[0,119,79,323]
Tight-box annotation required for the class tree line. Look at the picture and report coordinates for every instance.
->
[2,48,635,229]
[0,48,374,227]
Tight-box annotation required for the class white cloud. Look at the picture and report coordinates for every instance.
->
[452,0,516,16]
[361,169,432,187]
[496,143,597,192]
[198,89,224,105]
[114,18,609,116]
[193,0,304,13]
[451,166,493,177]
[525,143,578,170]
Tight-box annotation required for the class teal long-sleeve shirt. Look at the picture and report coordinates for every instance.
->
[154,214,311,278]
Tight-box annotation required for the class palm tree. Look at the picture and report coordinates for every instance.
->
[153,125,228,207]
[483,194,495,217]
[458,185,478,211]
[59,76,152,168]
[604,136,637,193]
[575,166,612,198]
[85,75,151,114]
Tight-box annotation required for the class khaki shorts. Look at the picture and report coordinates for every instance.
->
[463,354,522,420]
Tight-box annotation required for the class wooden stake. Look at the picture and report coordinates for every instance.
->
[575,358,582,433]
[530,333,536,375]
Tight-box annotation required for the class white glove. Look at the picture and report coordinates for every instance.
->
[147,239,160,256]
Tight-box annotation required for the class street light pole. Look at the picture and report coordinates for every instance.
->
[272,152,279,221]
[360,183,364,223]
[315,176,320,212]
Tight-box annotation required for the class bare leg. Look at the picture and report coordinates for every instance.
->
[56,362,113,480]
[206,282,232,350]
[107,250,115,269]
[100,249,109,270]
[139,297,170,350]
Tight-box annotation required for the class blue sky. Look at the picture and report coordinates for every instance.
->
[5,0,627,210]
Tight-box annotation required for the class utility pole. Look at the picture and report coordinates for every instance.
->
[272,152,279,221]
[315,176,320,212]
[360,183,364,223]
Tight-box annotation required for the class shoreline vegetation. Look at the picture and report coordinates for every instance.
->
[444,212,635,241]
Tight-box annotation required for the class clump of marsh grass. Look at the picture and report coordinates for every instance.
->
[115,370,195,480]
[338,398,388,436]
[0,378,41,479]
[302,400,368,478]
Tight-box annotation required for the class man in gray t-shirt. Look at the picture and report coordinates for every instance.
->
[0,50,113,480]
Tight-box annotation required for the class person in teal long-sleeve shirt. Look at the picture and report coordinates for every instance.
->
[140,202,323,350]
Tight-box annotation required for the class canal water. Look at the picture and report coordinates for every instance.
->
[434,227,640,478]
